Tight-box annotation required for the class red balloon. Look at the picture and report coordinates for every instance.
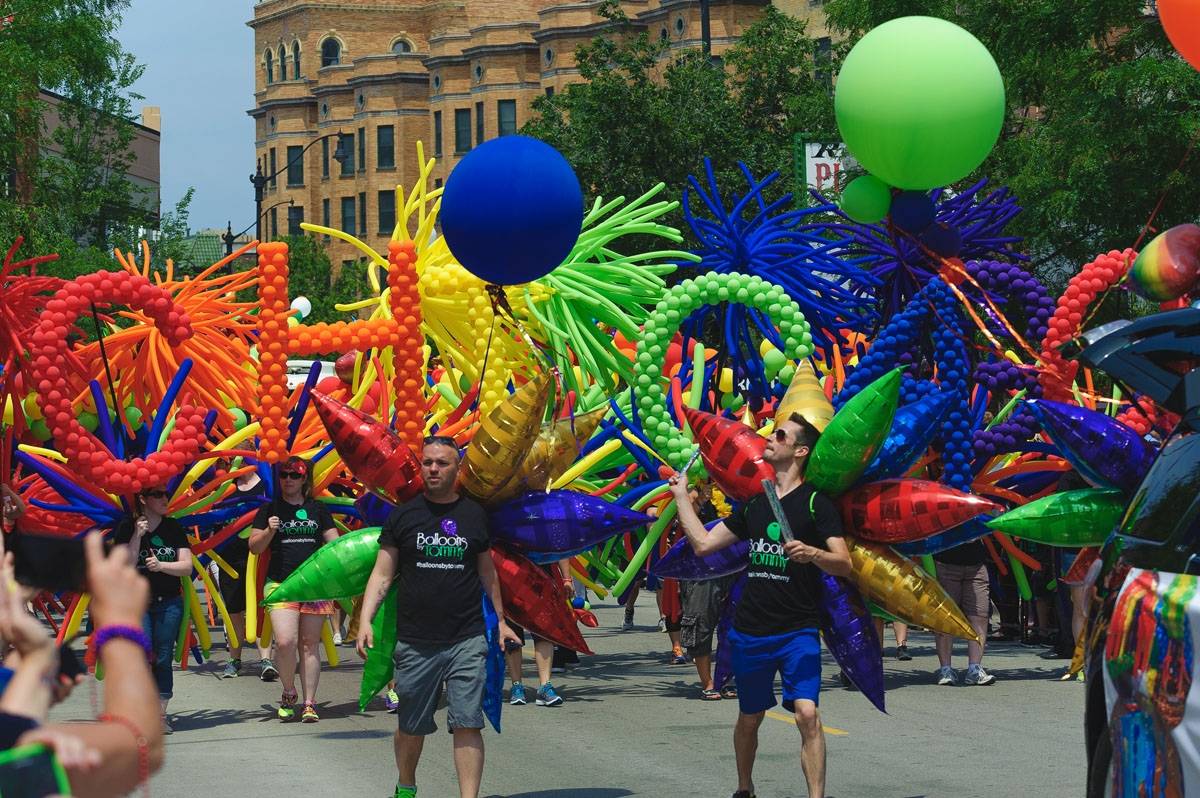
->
[1160,0,1200,71]
[491,545,593,655]
[309,390,423,504]
[839,479,1002,544]
[682,407,774,502]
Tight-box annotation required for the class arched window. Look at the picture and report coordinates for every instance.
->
[265,50,274,83]
[292,41,301,79]
[391,38,413,54]
[278,45,287,79]
[321,37,341,67]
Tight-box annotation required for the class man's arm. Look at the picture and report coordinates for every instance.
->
[668,475,741,556]
[355,545,399,658]
[784,536,852,577]
[477,552,520,648]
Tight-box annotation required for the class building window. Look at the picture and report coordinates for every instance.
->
[286,145,304,186]
[357,93,365,109]
[357,126,366,172]
[287,205,304,236]
[341,196,356,236]
[377,125,395,169]
[660,26,669,41]
[321,137,330,178]
[392,38,413,54]
[454,108,471,153]
[378,190,396,235]
[674,16,685,36]
[497,100,517,136]
[433,111,442,157]
[475,101,484,145]
[268,148,277,189]
[359,192,367,237]
[270,206,278,240]
[321,37,341,67]
[322,198,331,241]
[292,41,301,79]
[545,86,554,97]
[434,178,442,189]
[265,50,274,83]
[278,45,287,79]
[544,48,554,66]
[432,74,441,91]
[473,63,484,83]
[340,132,355,175]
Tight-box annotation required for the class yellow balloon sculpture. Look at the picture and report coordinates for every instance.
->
[459,372,552,502]
[846,537,979,642]
[491,406,608,502]
[776,360,834,431]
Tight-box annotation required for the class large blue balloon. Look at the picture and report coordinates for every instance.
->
[440,135,583,285]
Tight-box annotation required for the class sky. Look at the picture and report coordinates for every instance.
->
[116,0,255,234]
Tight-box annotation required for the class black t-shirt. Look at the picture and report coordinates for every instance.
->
[725,484,843,637]
[934,540,988,567]
[253,499,336,583]
[113,516,190,600]
[214,477,267,571]
[380,495,491,645]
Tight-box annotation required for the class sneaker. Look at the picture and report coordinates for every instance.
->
[278,691,298,720]
[657,617,667,632]
[671,653,688,665]
[964,665,996,686]
[394,786,417,798]
[936,666,959,686]
[333,632,343,646]
[162,715,173,735]
[220,659,241,679]
[260,659,279,682]
[385,689,400,713]
[621,618,635,631]
[837,670,852,688]
[731,791,756,798]
[300,703,319,723]
[896,645,912,661]
[509,683,527,706]
[536,683,563,707]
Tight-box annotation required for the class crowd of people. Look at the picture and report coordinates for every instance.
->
[0,420,1094,798]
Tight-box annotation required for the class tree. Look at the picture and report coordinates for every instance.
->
[279,234,361,328]
[522,3,836,240]
[824,1,1200,285]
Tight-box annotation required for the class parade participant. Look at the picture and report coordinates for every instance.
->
[248,457,338,722]
[678,482,737,699]
[670,413,850,798]
[933,539,997,686]
[113,485,193,733]
[505,557,571,707]
[357,435,520,798]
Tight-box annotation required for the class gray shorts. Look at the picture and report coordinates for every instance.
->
[393,634,487,735]
[680,574,735,657]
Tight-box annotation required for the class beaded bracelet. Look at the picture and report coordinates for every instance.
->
[99,711,150,798]
[87,625,152,667]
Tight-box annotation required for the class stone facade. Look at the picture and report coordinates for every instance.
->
[248,0,831,266]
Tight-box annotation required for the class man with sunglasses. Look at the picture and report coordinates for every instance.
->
[357,435,520,798]
[669,413,851,798]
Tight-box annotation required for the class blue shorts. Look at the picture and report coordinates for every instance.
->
[730,627,821,714]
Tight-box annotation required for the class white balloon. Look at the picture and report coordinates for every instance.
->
[290,296,312,318]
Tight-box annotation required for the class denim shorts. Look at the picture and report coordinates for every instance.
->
[729,626,821,714]
[393,635,487,735]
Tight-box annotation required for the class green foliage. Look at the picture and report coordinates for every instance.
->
[278,234,361,328]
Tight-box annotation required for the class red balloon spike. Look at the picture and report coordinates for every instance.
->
[310,390,423,505]
[682,407,774,502]
[840,479,1002,544]
[490,545,593,655]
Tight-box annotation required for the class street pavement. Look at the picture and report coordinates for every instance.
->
[51,601,1085,797]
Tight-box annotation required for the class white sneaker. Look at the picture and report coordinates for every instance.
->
[936,666,959,686]
[333,632,343,646]
[964,665,996,686]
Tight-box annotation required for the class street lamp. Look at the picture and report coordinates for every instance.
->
[224,198,296,257]
[249,131,350,250]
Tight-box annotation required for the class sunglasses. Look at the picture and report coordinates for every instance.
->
[772,429,791,443]
[142,490,168,499]
[280,471,304,480]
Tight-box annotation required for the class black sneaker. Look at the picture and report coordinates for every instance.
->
[731,791,756,798]
[837,670,853,688]
[896,645,912,661]
[260,659,279,682]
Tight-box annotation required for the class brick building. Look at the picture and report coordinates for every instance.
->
[248,0,831,267]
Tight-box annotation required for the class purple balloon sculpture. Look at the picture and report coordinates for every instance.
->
[651,519,749,581]
[819,573,886,713]
[488,490,653,553]
[860,390,954,482]
[1029,399,1157,494]
[712,572,746,693]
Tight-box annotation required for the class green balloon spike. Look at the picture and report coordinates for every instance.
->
[359,582,399,712]
[262,526,382,605]
[806,368,903,496]
[985,489,1126,547]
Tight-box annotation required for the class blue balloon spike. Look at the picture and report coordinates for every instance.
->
[87,381,119,457]
[145,359,194,456]
[15,451,109,513]
[287,361,324,449]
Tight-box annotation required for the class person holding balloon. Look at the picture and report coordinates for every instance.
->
[669,413,851,798]
[248,457,338,723]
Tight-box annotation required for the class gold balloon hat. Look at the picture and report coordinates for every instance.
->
[776,360,834,432]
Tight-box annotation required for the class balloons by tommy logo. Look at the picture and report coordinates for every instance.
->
[834,16,1005,192]
[766,522,782,543]
[255,239,426,462]
[30,270,207,494]
[440,517,459,538]
[439,135,583,286]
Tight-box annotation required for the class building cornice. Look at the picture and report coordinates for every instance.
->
[249,1,464,28]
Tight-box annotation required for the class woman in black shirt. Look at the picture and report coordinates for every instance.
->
[249,457,337,723]
[113,485,192,733]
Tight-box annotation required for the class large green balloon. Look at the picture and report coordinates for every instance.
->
[806,369,902,496]
[359,582,398,711]
[840,175,892,223]
[263,527,380,604]
[986,488,1124,547]
[834,16,1005,190]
